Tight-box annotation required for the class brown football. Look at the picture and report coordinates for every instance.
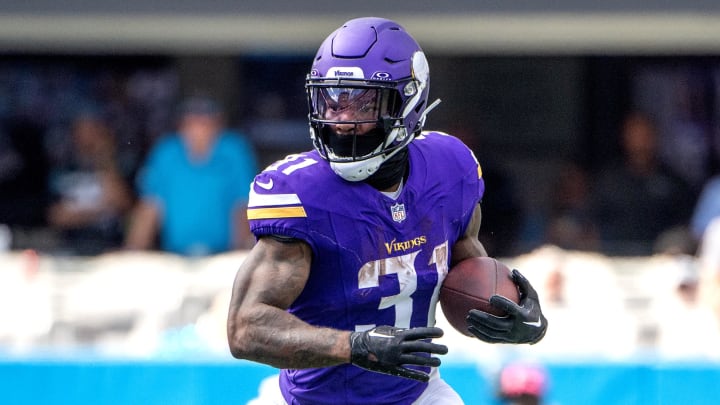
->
[439,256,521,336]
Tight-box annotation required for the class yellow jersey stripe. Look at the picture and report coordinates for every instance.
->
[477,164,483,179]
[247,206,307,220]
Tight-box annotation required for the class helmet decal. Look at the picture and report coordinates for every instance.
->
[328,66,365,79]
[370,71,393,81]
[412,51,429,85]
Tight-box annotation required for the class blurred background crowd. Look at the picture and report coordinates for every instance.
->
[1,54,719,259]
[2,1,720,403]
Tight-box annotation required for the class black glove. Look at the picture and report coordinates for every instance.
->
[349,325,447,382]
[466,269,547,344]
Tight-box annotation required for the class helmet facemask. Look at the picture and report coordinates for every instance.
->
[308,81,405,159]
[307,77,425,181]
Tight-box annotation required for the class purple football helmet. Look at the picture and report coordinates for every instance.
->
[306,17,438,182]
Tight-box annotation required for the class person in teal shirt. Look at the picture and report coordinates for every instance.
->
[125,96,258,256]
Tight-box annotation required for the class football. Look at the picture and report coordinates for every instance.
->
[439,256,521,336]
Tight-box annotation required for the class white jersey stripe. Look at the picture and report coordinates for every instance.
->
[248,189,302,207]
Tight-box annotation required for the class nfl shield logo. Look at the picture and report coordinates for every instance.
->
[390,203,406,223]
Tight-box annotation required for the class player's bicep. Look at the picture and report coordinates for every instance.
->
[451,203,488,265]
[230,236,312,311]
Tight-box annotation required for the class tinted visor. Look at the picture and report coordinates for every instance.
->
[324,87,372,107]
[310,86,401,124]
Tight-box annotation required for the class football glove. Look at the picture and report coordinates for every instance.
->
[466,269,547,344]
[349,325,447,382]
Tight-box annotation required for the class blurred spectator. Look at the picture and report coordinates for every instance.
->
[654,72,713,191]
[124,96,258,256]
[543,161,599,251]
[589,111,696,255]
[690,173,720,241]
[0,117,50,231]
[46,108,134,255]
[543,267,565,306]
[496,362,548,405]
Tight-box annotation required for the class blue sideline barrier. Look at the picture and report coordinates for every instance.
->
[1,357,720,404]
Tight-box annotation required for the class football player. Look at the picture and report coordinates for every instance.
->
[227,17,547,405]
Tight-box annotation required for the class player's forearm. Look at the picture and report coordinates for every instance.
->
[228,303,351,369]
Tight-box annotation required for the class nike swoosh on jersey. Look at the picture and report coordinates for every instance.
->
[255,178,274,190]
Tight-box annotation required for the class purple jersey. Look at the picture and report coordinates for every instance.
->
[247,131,484,405]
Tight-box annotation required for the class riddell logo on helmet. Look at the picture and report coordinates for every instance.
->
[329,67,365,78]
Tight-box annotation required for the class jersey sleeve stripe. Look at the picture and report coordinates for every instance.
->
[477,164,483,179]
[247,206,307,220]
[248,190,302,207]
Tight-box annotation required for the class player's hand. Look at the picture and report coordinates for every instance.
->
[466,269,547,344]
[349,325,447,382]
